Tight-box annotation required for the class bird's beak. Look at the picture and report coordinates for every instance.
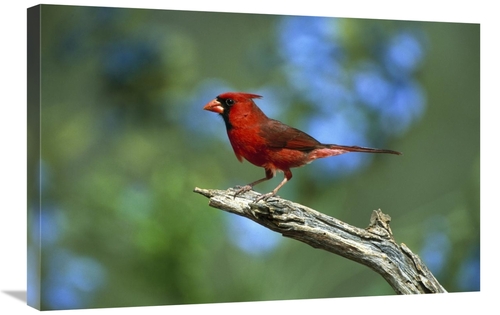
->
[203,99,224,114]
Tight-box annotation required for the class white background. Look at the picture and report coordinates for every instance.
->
[1,1,497,314]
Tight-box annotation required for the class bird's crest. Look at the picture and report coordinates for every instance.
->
[218,92,262,102]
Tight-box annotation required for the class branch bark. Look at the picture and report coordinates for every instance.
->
[194,187,447,294]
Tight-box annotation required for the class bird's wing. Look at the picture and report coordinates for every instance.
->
[259,119,321,152]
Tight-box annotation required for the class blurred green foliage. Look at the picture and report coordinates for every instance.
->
[27,5,479,310]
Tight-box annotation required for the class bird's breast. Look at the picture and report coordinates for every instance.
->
[227,127,309,171]
[228,127,267,165]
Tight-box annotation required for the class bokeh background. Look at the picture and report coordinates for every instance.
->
[27,4,479,310]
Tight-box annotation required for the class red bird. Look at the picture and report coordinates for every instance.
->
[204,92,402,202]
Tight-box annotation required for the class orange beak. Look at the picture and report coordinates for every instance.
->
[203,99,224,114]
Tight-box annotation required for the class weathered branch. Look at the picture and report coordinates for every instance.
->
[194,187,447,294]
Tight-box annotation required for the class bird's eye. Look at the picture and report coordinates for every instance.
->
[225,99,235,106]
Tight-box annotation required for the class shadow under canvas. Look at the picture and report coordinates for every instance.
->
[3,291,27,303]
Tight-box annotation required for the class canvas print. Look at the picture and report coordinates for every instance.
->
[27,4,480,310]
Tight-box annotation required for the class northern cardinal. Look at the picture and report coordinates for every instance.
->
[204,92,401,202]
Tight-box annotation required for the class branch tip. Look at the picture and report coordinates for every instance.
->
[193,187,213,198]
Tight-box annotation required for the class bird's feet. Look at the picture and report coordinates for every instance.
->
[233,186,276,202]
[233,185,253,198]
[254,191,276,203]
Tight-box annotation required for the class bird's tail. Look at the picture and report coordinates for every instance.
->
[326,144,402,155]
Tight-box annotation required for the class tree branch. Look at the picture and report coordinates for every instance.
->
[194,187,447,294]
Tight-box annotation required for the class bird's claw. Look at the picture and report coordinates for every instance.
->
[233,185,253,198]
[232,186,276,203]
[254,192,276,203]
